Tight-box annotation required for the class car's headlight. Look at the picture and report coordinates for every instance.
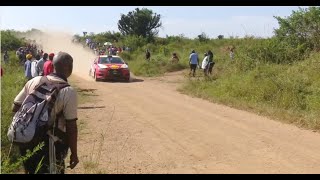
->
[121,64,128,69]
[98,67,108,71]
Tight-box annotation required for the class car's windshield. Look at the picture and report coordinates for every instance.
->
[99,57,124,64]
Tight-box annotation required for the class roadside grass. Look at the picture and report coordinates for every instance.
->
[1,52,28,173]
[179,52,320,131]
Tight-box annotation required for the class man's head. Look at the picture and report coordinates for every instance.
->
[191,50,195,53]
[26,54,32,60]
[53,52,73,78]
[48,53,55,61]
[43,53,48,60]
[35,54,41,60]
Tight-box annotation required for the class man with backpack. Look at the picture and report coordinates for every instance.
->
[31,55,40,78]
[10,52,79,174]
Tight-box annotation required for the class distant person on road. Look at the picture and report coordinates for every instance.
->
[24,54,33,80]
[31,54,40,78]
[37,53,48,76]
[145,49,151,61]
[12,51,79,174]
[43,53,55,76]
[189,50,199,77]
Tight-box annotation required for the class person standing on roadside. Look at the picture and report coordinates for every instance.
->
[37,53,48,76]
[31,54,40,78]
[24,54,33,80]
[43,53,55,76]
[189,50,199,77]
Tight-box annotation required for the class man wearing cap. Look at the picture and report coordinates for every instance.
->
[43,53,55,76]
[24,54,33,80]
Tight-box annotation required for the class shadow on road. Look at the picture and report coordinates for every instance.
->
[98,77,144,83]
[78,106,106,109]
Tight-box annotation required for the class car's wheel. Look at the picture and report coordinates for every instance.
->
[125,77,130,83]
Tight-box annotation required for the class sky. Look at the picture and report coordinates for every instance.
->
[0,6,308,38]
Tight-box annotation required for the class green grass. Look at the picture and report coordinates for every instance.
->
[179,52,320,130]
[1,52,29,173]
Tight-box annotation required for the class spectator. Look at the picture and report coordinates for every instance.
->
[3,50,9,64]
[201,53,209,76]
[24,54,33,80]
[230,49,234,61]
[31,55,40,78]
[145,49,151,61]
[189,50,199,77]
[171,53,179,63]
[37,53,48,76]
[43,53,55,76]
[207,50,215,75]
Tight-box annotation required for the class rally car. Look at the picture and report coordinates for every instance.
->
[89,55,130,82]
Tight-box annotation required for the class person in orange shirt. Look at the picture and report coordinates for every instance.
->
[43,53,54,76]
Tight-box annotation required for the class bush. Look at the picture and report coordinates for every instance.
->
[1,31,25,52]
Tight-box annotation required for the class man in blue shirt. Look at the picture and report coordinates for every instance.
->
[189,50,199,77]
[24,54,33,80]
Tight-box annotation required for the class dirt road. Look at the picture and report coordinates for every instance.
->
[34,32,320,174]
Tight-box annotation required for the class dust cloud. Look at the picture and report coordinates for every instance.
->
[27,31,95,81]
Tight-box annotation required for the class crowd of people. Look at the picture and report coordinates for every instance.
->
[84,38,131,56]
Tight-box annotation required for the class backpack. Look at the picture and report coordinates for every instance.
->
[7,77,70,147]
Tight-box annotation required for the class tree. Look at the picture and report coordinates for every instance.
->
[197,32,209,42]
[217,35,224,39]
[274,7,320,51]
[118,8,162,41]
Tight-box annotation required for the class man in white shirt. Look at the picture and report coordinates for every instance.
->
[31,55,40,78]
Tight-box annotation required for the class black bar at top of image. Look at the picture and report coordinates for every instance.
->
[1,0,319,6]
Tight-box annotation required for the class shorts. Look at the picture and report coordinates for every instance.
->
[190,64,197,70]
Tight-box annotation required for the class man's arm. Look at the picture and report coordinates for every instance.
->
[63,88,79,169]
[66,120,79,169]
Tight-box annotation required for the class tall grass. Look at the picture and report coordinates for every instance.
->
[1,52,29,172]
[179,52,320,130]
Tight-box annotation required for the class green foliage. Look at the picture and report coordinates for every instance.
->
[197,32,209,42]
[217,35,224,39]
[122,35,148,50]
[1,31,25,52]
[1,51,28,173]
[118,8,162,41]
[2,142,45,174]
[274,6,320,51]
